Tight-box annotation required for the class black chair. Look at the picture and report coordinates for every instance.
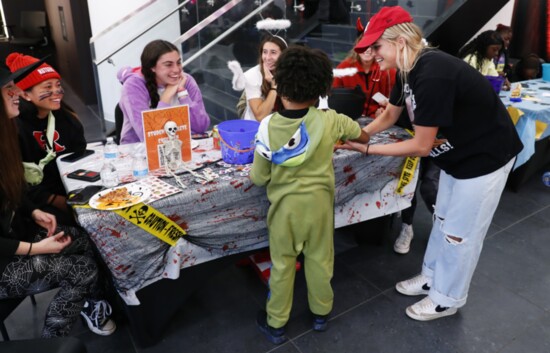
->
[114,103,124,145]
[0,296,37,341]
[7,11,49,52]
[328,85,366,120]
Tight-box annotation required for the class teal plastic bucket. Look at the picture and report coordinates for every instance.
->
[542,63,550,82]
[218,120,260,165]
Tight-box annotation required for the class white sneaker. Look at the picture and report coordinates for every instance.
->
[395,274,432,296]
[80,300,117,336]
[406,296,458,321]
[394,224,414,254]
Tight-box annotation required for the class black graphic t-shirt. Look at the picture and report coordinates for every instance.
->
[390,49,523,179]
[17,101,86,206]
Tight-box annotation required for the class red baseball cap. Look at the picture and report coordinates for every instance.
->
[354,6,413,53]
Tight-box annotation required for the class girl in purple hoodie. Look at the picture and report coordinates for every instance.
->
[118,39,210,144]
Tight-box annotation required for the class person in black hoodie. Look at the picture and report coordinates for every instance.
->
[5,53,86,225]
[0,58,115,338]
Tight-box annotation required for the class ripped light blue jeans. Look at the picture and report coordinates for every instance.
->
[422,158,515,308]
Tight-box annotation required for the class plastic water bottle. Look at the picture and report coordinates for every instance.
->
[132,153,149,180]
[100,161,119,188]
[101,137,119,187]
[104,137,118,160]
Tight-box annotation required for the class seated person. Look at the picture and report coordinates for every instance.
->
[459,30,510,90]
[333,24,396,118]
[242,35,288,121]
[118,39,210,144]
[6,53,86,225]
[509,53,543,82]
[0,61,115,337]
[494,24,513,78]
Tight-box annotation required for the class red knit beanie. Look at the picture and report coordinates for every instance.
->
[5,52,61,91]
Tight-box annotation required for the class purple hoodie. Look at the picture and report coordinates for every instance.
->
[117,67,211,144]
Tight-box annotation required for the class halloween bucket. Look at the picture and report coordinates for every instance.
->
[218,120,260,165]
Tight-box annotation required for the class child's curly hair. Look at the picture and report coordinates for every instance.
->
[274,46,333,103]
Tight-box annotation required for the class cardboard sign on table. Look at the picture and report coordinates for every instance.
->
[142,105,192,172]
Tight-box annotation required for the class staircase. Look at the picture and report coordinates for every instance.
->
[91,0,513,127]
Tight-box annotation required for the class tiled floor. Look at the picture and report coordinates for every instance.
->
[3,89,550,352]
[4,162,550,352]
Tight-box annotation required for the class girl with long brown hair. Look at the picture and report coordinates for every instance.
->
[118,39,210,144]
[242,35,288,121]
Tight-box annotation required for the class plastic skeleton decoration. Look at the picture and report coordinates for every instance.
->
[161,121,183,171]
[159,121,212,188]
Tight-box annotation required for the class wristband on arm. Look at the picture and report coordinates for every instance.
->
[27,242,33,256]
[365,144,370,156]
[177,90,189,99]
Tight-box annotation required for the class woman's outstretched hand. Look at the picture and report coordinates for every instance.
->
[335,140,368,154]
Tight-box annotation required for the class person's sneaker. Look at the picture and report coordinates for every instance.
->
[80,300,116,336]
[256,311,287,345]
[395,274,431,296]
[312,314,329,332]
[406,296,458,321]
[394,223,414,254]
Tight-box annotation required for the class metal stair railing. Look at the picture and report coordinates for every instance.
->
[91,0,193,67]
[180,0,274,67]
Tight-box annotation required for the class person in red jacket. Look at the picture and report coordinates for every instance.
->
[333,19,396,118]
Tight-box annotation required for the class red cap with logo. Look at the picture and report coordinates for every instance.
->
[354,6,413,53]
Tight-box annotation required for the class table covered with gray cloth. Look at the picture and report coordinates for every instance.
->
[59,119,417,305]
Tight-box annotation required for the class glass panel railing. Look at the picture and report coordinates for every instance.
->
[178,0,287,124]
[92,0,288,127]
[90,0,183,125]
[90,0,472,128]
[333,0,467,34]
[295,0,469,64]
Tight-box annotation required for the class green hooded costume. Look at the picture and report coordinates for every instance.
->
[250,107,361,328]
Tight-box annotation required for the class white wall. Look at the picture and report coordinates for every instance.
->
[471,0,515,39]
[87,0,180,123]
[88,0,153,36]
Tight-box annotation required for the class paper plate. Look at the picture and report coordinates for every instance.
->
[89,184,150,210]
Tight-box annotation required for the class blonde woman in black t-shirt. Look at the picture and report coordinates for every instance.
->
[340,6,523,322]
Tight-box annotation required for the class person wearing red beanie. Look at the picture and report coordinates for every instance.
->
[5,52,86,226]
[1,54,116,338]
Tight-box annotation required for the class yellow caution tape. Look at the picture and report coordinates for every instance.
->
[75,203,186,246]
[396,129,419,195]
[114,203,186,246]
